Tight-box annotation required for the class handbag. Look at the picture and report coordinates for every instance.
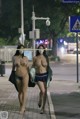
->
[28,73,36,87]
[9,71,15,84]
[29,67,36,82]
[28,67,36,87]
[9,71,18,91]
[48,66,53,81]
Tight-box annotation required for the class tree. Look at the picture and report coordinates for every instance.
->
[0,0,80,56]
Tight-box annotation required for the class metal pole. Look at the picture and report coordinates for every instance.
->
[21,0,24,45]
[32,8,36,57]
[0,0,1,15]
[31,7,50,57]
[76,32,79,83]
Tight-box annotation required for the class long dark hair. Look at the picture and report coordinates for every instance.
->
[36,44,49,66]
[14,44,25,57]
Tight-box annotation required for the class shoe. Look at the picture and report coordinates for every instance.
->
[40,109,44,114]
[38,103,41,108]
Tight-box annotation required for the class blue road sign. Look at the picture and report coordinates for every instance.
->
[63,0,80,3]
[69,16,80,32]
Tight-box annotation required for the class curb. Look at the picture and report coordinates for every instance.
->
[47,91,56,119]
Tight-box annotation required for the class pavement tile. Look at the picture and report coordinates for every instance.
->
[0,76,51,119]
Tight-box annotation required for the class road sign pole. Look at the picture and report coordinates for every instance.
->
[76,32,79,83]
[69,16,80,83]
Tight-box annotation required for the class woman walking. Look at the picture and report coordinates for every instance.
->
[32,44,49,114]
[12,44,29,114]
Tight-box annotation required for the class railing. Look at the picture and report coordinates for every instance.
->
[0,47,51,62]
[0,48,16,62]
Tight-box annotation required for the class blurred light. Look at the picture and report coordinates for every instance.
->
[60,47,64,53]
[36,41,39,45]
[60,39,63,43]
[64,41,68,46]
[40,40,44,44]
[45,40,49,44]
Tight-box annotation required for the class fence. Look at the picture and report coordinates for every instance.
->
[0,47,51,62]
[0,48,16,62]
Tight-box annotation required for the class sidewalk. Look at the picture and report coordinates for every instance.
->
[48,79,80,119]
[1,62,80,119]
[0,76,51,119]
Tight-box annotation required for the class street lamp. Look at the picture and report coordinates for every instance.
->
[19,0,25,45]
[31,8,50,57]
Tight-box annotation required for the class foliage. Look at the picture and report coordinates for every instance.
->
[0,0,80,55]
[50,55,60,62]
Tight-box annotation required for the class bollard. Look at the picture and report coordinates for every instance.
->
[0,60,5,76]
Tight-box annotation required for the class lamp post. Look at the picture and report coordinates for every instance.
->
[31,8,50,57]
[20,0,25,45]
[32,9,36,57]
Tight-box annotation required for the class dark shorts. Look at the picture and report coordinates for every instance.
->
[35,72,48,82]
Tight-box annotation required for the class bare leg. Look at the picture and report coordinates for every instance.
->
[21,91,27,111]
[37,81,47,114]
[38,91,42,107]
[41,91,47,113]
[41,82,47,112]
[16,79,23,109]
[20,75,29,114]
[18,92,22,108]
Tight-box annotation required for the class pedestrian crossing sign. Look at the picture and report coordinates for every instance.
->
[69,16,80,32]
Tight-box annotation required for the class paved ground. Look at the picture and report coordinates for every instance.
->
[1,62,80,119]
[48,79,80,119]
[0,74,51,119]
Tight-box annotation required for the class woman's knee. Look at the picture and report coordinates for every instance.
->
[22,87,27,94]
[41,89,46,95]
